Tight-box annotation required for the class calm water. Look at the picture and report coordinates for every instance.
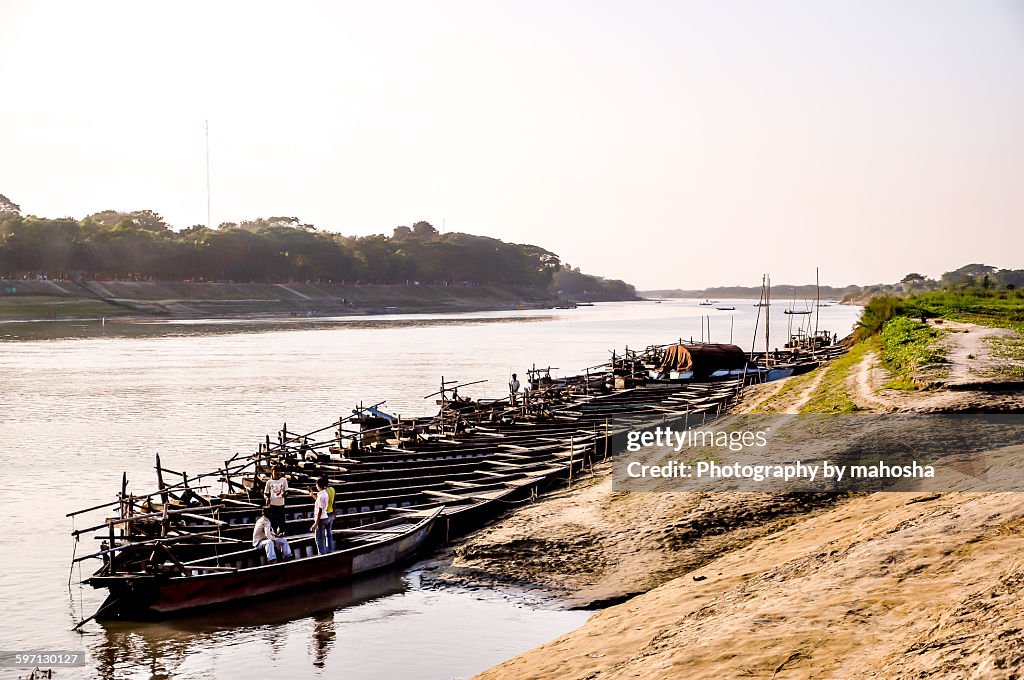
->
[0,300,860,679]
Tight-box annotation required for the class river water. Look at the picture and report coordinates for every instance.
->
[0,300,860,679]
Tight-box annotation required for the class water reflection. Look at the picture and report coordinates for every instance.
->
[89,571,404,679]
[311,613,335,669]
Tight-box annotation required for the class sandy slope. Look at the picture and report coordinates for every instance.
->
[479,488,1024,679]
[420,474,843,608]
[465,322,1024,679]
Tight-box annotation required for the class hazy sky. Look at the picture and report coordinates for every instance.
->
[1,1,1022,289]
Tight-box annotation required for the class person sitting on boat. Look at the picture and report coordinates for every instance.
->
[253,507,293,563]
[509,373,521,404]
[311,478,332,555]
[300,437,318,462]
[263,466,288,534]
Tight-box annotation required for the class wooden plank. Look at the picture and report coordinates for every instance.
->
[422,489,468,501]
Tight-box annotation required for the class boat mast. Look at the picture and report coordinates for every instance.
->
[750,274,765,360]
[814,266,820,344]
[765,274,771,364]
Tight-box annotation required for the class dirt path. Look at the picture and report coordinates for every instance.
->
[787,365,829,413]
[852,321,1023,412]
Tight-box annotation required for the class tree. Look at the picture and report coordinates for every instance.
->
[901,273,925,284]
[411,221,438,238]
[235,216,303,232]
[0,193,21,215]
[941,264,996,289]
[392,226,413,239]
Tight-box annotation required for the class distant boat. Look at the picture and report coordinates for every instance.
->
[698,299,714,306]
[715,306,735,311]
[753,302,770,307]
[784,309,812,315]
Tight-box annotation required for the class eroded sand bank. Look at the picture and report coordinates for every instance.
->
[447,321,1024,679]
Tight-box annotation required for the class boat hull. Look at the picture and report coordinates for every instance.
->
[89,512,438,619]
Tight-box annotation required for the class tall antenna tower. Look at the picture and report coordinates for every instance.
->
[205,120,212,230]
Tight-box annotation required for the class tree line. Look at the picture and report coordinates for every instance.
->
[0,196,640,298]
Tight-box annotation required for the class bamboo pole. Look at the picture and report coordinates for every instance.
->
[568,436,574,489]
[155,453,169,508]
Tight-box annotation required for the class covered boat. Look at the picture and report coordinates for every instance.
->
[656,343,748,379]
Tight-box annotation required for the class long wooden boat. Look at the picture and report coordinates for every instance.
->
[86,509,442,619]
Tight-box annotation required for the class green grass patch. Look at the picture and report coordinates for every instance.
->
[855,294,903,341]
[878,316,946,387]
[986,332,1024,378]
[798,340,874,414]
[987,333,1024,361]
[855,290,1024,339]
[0,296,124,320]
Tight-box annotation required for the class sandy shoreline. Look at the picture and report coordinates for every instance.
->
[442,320,1024,679]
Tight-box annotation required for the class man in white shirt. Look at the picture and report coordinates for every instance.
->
[253,507,293,563]
[311,478,331,555]
[264,467,288,534]
[509,373,521,404]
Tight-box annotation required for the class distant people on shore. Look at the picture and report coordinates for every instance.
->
[253,507,293,563]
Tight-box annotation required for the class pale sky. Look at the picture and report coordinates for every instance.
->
[1,1,1022,289]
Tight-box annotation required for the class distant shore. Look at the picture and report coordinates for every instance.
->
[0,279,628,322]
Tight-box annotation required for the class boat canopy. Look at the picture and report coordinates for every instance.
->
[657,343,747,377]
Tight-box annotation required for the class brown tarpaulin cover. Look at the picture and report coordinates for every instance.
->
[657,343,747,377]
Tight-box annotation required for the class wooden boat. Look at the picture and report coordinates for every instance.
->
[86,509,442,619]
[715,306,735,311]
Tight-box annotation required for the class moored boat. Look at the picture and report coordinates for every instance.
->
[86,509,442,619]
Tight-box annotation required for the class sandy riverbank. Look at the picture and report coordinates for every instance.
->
[442,321,1024,679]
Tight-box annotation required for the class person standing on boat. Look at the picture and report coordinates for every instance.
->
[264,467,288,534]
[509,373,521,405]
[253,507,293,563]
[311,478,332,554]
[321,475,336,552]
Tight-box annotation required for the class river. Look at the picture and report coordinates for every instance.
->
[0,300,861,679]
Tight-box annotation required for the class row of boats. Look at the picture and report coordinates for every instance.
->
[69,335,845,624]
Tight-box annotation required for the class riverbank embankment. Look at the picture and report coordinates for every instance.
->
[0,280,564,321]
[455,320,1024,678]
